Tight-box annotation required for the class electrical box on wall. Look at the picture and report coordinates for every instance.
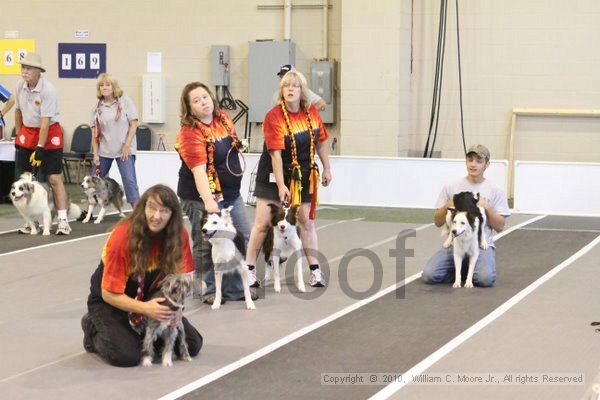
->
[311,60,336,124]
[142,74,166,123]
[248,40,295,122]
[211,45,230,86]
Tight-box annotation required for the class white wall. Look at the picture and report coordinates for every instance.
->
[410,1,600,162]
[0,0,341,151]
[339,0,410,156]
[514,161,600,216]
[3,1,600,164]
[110,153,508,209]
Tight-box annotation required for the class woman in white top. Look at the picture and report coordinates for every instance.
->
[91,73,140,205]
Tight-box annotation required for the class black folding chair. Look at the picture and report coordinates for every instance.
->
[136,125,152,151]
[63,124,93,183]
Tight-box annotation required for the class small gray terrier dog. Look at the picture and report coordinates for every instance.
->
[141,274,193,367]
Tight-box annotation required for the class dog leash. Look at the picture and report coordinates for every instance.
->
[225,145,246,177]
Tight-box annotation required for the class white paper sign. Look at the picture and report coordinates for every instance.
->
[17,49,26,62]
[90,53,100,69]
[75,30,89,38]
[4,31,19,39]
[147,52,162,73]
[62,54,72,70]
[4,50,14,66]
[76,53,86,69]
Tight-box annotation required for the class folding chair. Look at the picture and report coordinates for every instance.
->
[63,124,93,183]
[136,125,152,151]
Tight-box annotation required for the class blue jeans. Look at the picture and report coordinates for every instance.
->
[422,246,496,287]
[98,156,140,204]
[181,196,250,300]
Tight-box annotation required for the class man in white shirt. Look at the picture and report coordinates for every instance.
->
[14,52,72,235]
[422,144,511,287]
[272,65,326,111]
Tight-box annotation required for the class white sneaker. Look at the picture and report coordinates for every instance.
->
[247,268,260,288]
[55,219,72,235]
[18,222,37,234]
[309,268,326,287]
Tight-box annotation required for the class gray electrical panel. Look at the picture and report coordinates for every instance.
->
[248,40,295,122]
[311,60,336,123]
[211,45,230,86]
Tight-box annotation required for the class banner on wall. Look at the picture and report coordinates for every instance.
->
[58,43,106,78]
[0,40,35,75]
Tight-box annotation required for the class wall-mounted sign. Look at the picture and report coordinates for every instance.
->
[75,30,89,38]
[0,39,35,75]
[58,43,106,79]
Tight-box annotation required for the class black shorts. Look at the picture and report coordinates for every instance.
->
[253,171,312,203]
[16,146,63,176]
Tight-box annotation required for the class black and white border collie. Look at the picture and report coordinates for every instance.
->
[262,203,306,293]
[441,191,489,288]
[201,206,256,310]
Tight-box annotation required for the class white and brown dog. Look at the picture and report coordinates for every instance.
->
[201,206,256,310]
[262,203,306,293]
[441,191,489,288]
[10,173,81,235]
[80,175,125,224]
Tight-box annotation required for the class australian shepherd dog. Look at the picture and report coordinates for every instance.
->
[80,175,125,224]
[10,172,81,235]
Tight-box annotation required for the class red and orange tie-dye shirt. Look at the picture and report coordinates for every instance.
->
[174,111,236,170]
[100,222,193,295]
[263,104,328,153]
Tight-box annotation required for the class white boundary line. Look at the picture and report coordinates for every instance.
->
[0,209,128,236]
[0,217,363,258]
[493,215,546,241]
[158,223,433,400]
[0,232,111,257]
[0,351,86,384]
[0,216,415,384]
[368,216,600,399]
[521,227,600,233]
[317,217,364,231]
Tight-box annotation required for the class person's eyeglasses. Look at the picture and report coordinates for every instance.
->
[146,202,172,217]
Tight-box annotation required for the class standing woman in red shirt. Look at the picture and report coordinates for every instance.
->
[175,82,253,305]
[246,70,332,288]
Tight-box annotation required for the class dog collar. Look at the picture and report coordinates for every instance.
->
[162,293,184,310]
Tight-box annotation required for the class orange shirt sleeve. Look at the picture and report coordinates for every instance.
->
[175,125,207,170]
[101,223,131,294]
[262,108,286,151]
[180,229,194,274]
[308,105,328,143]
